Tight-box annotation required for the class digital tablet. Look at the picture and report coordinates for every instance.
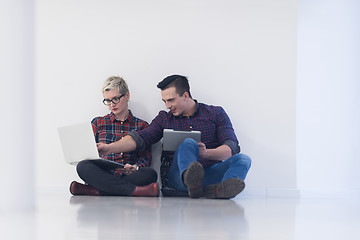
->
[162,129,201,151]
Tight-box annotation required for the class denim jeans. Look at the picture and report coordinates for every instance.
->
[167,138,251,192]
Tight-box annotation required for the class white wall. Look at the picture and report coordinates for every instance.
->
[35,0,297,194]
[0,0,35,210]
[297,0,360,195]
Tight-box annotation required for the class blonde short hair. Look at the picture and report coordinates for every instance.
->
[102,76,129,95]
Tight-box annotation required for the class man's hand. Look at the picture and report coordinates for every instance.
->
[97,135,137,156]
[198,143,232,161]
[198,142,207,159]
[97,142,111,156]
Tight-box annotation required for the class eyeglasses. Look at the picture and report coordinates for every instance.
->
[102,94,125,105]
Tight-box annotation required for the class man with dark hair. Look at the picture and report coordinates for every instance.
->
[157,74,192,98]
[98,74,251,199]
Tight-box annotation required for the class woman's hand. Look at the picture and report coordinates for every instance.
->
[123,163,138,175]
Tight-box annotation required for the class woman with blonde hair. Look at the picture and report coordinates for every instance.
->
[70,76,158,197]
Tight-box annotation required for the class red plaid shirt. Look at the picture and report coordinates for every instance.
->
[91,110,152,175]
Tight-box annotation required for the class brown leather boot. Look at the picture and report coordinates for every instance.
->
[203,178,245,199]
[183,162,204,198]
[69,181,99,196]
[132,182,159,197]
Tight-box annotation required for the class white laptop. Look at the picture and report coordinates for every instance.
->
[162,129,201,152]
[58,122,125,169]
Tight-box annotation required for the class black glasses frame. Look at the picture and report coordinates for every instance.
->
[102,94,125,105]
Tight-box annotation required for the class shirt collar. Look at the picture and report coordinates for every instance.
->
[110,110,134,123]
[193,100,200,115]
[175,100,200,118]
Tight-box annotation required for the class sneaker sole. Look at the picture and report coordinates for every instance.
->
[204,178,245,199]
[183,162,204,198]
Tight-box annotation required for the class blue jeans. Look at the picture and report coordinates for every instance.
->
[167,138,251,192]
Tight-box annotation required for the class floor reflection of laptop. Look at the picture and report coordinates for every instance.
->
[58,122,124,170]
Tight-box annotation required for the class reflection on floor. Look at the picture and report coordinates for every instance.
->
[1,191,360,240]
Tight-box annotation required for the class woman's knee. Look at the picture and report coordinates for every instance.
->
[76,160,92,179]
[139,167,158,183]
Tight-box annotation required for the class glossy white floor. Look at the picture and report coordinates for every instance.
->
[1,190,360,240]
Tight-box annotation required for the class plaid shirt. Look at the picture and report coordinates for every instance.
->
[133,101,240,169]
[91,110,152,175]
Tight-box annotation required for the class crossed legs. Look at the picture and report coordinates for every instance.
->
[167,138,251,199]
[70,160,159,197]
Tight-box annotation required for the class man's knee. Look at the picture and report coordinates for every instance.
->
[177,138,199,154]
[232,154,252,171]
[182,138,198,147]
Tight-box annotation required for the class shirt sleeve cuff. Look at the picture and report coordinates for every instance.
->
[223,140,241,154]
[128,130,146,151]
